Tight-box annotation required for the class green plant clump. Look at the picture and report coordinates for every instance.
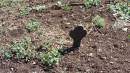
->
[39,48,61,66]
[0,47,13,59]
[92,15,105,28]
[20,6,31,16]
[0,38,61,65]
[62,4,72,11]
[0,0,11,7]
[26,19,41,32]
[109,2,130,21]
[0,0,23,7]
[57,0,72,11]
[0,37,34,59]
[20,5,46,16]
[9,37,35,59]
[1,37,38,60]
[84,0,101,8]
[128,34,130,39]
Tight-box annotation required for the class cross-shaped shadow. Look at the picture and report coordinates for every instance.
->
[59,26,87,55]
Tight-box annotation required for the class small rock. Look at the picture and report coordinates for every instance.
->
[32,71,37,73]
[10,67,14,71]
[100,71,103,73]
[32,61,36,65]
[65,22,71,25]
[57,1,62,6]
[88,53,94,57]
[86,69,91,72]
[110,61,114,64]
[122,28,128,32]
[103,57,107,60]
[125,59,130,63]
[98,49,102,52]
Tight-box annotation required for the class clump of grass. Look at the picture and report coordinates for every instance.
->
[26,19,41,32]
[84,0,101,9]
[92,15,105,28]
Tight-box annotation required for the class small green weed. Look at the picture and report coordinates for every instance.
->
[37,42,61,66]
[92,15,105,28]
[62,4,72,11]
[0,47,13,59]
[26,19,41,32]
[3,50,13,59]
[0,0,16,7]
[128,34,130,39]
[84,0,101,9]
[19,6,31,16]
[128,0,130,6]
[39,48,61,66]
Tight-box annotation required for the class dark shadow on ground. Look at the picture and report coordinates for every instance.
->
[59,26,87,55]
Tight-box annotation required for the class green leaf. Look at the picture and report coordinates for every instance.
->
[128,35,130,39]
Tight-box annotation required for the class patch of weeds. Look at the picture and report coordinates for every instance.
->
[37,42,61,66]
[62,4,72,11]
[19,4,46,16]
[128,34,130,39]
[0,37,37,60]
[83,0,101,9]
[92,15,105,28]
[10,37,33,59]
[3,50,13,59]
[39,48,61,66]
[129,0,130,6]
[0,47,13,59]
[0,38,62,65]
[109,1,130,21]
[0,0,12,7]
[57,0,72,11]
[19,6,31,16]
[0,0,23,7]
[26,19,41,32]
